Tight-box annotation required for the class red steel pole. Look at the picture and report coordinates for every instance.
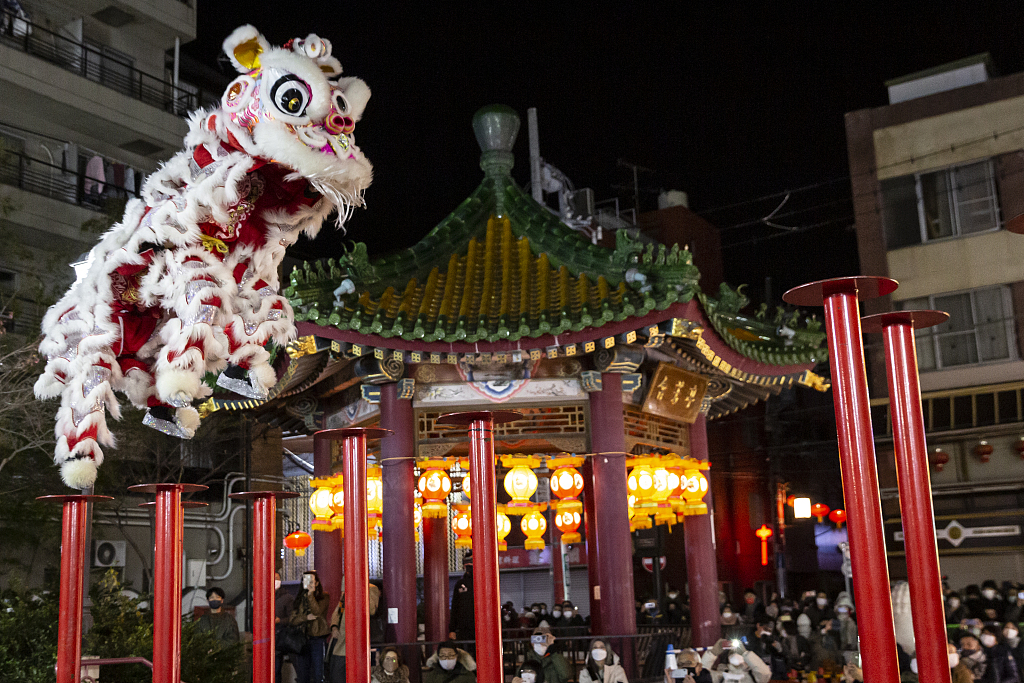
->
[38,494,112,683]
[128,483,207,683]
[438,411,521,683]
[863,310,951,683]
[230,491,300,683]
[784,276,900,683]
[316,427,392,683]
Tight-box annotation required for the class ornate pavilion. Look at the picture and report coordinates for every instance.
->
[197,105,829,649]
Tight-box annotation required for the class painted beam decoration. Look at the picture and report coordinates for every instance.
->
[885,512,1024,554]
[642,363,708,424]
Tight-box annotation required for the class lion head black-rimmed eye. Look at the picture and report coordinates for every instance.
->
[270,74,311,117]
[332,90,349,114]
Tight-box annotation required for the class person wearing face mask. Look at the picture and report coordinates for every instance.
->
[290,571,331,683]
[665,648,712,683]
[978,581,1005,623]
[809,619,842,672]
[740,589,767,625]
[1004,588,1024,624]
[948,592,971,623]
[833,595,858,653]
[959,634,990,681]
[275,571,294,683]
[513,659,546,683]
[560,601,587,634]
[1003,622,1023,676]
[948,641,974,683]
[424,641,477,683]
[371,647,409,683]
[803,591,834,627]
[701,640,771,683]
[979,626,1019,683]
[521,603,540,629]
[502,601,520,631]
[719,604,739,638]
[195,586,240,646]
[579,639,628,683]
[523,626,571,683]
[778,619,810,672]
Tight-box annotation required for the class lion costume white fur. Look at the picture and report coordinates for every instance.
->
[34,26,372,489]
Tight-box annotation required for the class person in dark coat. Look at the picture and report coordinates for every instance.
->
[195,587,240,646]
[1003,621,1023,679]
[977,581,1005,623]
[979,625,1019,683]
[448,553,474,644]
[947,592,970,623]
[741,589,767,625]
[275,571,294,683]
[424,641,477,683]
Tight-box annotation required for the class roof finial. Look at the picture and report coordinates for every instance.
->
[473,105,518,180]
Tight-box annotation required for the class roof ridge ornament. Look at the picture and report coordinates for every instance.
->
[473,105,518,207]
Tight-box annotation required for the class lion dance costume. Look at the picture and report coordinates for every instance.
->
[35,26,372,489]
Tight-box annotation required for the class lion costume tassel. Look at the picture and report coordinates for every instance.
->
[34,26,373,489]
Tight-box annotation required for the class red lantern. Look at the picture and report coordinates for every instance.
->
[451,503,472,549]
[929,448,950,472]
[811,503,830,523]
[755,524,773,566]
[828,508,847,529]
[975,441,993,463]
[284,530,312,557]
[417,460,452,518]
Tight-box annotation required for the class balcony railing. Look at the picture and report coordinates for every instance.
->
[0,148,140,210]
[870,380,1024,437]
[0,10,211,114]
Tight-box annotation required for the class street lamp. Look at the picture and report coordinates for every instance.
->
[793,497,812,519]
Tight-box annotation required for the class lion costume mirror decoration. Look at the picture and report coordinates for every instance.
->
[35,26,372,489]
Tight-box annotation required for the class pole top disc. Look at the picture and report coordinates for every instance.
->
[783,276,898,307]
[128,483,208,494]
[314,427,393,441]
[36,494,114,504]
[861,309,949,333]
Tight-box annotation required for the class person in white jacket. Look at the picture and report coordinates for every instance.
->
[700,639,771,683]
[578,639,629,683]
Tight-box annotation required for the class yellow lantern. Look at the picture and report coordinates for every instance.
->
[329,479,345,534]
[628,464,657,503]
[452,503,473,549]
[309,480,335,531]
[555,509,582,544]
[462,476,471,500]
[413,502,423,543]
[501,455,541,512]
[496,505,512,551]
[417,460,452,518]
[681,468,709,516]
[521,508,547,550]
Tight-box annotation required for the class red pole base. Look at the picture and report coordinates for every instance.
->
[784,277,901,683]
[315,427,392,683]
[38,494,113,683]
[438,411,521,683]
[129,483,207,683]
[863,310,952,683]
[231,491,300,683]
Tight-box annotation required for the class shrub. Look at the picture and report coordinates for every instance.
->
[0,581,59,683]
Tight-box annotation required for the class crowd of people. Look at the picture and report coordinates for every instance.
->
[193,559,1021,683]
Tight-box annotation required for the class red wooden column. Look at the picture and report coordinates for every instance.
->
[313,432,343,606]
[317,427,392,683]
[682,414,721,647]
[128,483,208,683]
[587,373,637,638]
[423,516,450,642]
[438,411,521,683]
[230,491,299,683]
[581,459,602,633]
[380,383,419,681]
[784,276,900,683]
[863,310,952,683]
[38,494,112,683]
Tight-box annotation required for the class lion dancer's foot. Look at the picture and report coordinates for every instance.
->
[216,362,270,399]
[217,267,287,400]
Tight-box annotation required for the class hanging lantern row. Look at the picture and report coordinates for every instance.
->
[626,454,710,531]
[548,455,584,545]
[786,495,846,529]
[308,468,383,537]
[501,455,541,511]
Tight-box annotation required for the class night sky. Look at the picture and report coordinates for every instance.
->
[187,2,1024,300]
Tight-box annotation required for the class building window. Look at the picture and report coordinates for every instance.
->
[881,159,1001,248]
[899,285,1016,371]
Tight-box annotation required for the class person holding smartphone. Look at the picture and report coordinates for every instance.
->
[700,639,771,683]
[664,648,712,683]
[290,570,331,683]
[524,626,571,683]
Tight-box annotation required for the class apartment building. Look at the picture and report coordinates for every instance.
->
[846,54,1024,585]
[0,0,205,334]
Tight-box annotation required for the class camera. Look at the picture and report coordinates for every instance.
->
[530,635,546,644]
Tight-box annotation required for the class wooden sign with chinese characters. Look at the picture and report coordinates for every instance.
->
[642,363,708,423]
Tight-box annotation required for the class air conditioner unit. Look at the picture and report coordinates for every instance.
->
[93,540,126,568]
[568,188,596,217]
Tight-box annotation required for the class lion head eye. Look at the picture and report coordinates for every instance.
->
[269,73,311,118]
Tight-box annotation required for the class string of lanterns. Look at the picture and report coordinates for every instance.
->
[293,450,714,557]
